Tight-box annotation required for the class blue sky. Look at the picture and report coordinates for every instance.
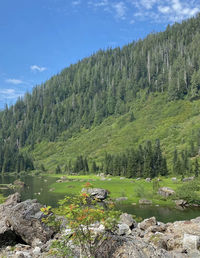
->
[0,0,200,109]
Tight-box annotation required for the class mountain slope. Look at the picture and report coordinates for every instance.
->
[31,92,200,172]
[1,14,200,173]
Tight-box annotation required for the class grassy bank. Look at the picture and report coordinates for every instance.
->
[46,174,186,206]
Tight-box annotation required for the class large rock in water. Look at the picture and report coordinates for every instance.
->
[81,188,108,200]
[0,193,54,247]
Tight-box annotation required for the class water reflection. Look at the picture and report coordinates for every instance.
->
[1,174,200,223]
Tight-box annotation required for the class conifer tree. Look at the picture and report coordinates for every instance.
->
[194,158,199,178]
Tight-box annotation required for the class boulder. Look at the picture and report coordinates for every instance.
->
[0,193,54,247]
[60,176,67,181]
[117,224,131,236]
[146,178,151,182]
[157,187,175,198]
[139,199,152,205]
[56,179,63,183]
[96,234,173,258]
[183,234,200,250]
[171,177,177,182]
[139,217,157,231]
[81,188,108,200]
[182,177,195,182]
[32,246,41,256]
[119,213,137,228]
[174,199,187,207]
[115,197,128,202]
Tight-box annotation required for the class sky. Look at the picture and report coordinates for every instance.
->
[0,0,200,109]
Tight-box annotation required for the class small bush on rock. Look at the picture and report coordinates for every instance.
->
[41,188,120,257]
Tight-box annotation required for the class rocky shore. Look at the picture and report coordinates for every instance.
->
[0,193,200,257]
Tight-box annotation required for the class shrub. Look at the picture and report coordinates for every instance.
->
[41,189,120,257]
[176,179,200,204]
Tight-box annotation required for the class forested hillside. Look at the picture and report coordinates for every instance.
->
[1,14,200,174]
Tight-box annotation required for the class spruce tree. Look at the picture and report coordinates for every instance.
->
[194,158,199,178]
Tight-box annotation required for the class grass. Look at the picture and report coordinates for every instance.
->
[31,92,200,172]
[0,193,5,204]
[46,174,184,206]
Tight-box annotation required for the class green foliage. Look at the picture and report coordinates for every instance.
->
[194,158,199,178]
[152,179,160,193]
[0,194,5,204]
[41,190,120,257]
[101,139,168,178]
[135,184,146,198]
[0,140,34,173]
[176,179,200,204]
[55,165,62,174]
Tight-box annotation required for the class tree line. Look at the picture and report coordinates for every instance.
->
[62,138,200,179]
[62,140,167,178]
[0,140,34,173]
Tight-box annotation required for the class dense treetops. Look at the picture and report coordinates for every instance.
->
[1,14,200,173]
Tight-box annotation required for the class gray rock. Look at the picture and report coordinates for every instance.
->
[96,234,174,258]
[81,188,108,200]
[146,178,151,182]
[139,217,157,231]
[182,177,195,182]
[119,213,137,228]
[14,251,31,258]
[32,246,41,255]
[117,224,132,236]
[0,193,55,247]
[175,199,187,207]
[172,177,177,182]
[158,187,175,198]
[183,234,200,250]
[56,179,63,183]
[139,199,152,205]
[115,197,128,202]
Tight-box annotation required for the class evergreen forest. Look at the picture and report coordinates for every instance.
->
[1,14,200,176]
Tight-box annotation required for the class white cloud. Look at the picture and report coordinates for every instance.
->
[72,0,81,6]
[5,79,24,85]
[139,0,158,10]
[88,0,108,8]
[113,2,126,19]
[88,0,200,24]
[30,65,47,72]
[0,89,15,94]
[0,88,23,99]
[158,6,170,14]
[132,0,200,23]
[88,0,127,20]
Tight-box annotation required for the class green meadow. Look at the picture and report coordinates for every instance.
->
[46,174,186,206]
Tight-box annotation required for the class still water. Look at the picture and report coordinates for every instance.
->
[0,174,200,223]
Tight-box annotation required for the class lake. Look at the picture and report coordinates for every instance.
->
[0,174,199,223]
